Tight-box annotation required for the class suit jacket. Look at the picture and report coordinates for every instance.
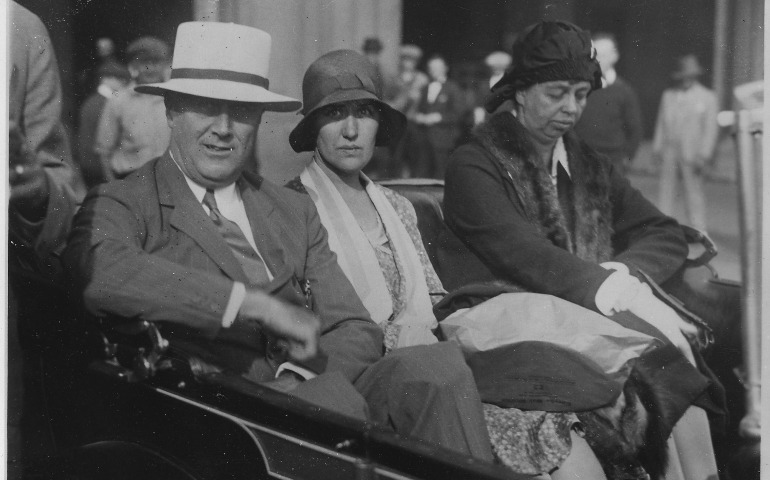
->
[64,153,383,383]
[9,2,83,260]
[416,79,464,146]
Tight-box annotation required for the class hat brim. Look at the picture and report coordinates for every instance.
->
[289,88,406,153]
[135,79,302,112]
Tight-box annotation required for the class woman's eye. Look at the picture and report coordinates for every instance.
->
[358,105,376,117]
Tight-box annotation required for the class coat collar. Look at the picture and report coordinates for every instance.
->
[156,153,288,283]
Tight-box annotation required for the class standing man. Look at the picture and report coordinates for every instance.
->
[95,36,172,180]
[574,33,643,176]
[653,54,718,233]
[9,3,84,477]
[65,22,494,461]
[77,60,130,188]
[413,55,464,179]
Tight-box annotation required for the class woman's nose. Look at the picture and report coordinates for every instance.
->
[341,115,358,138]
[563,94,579,115]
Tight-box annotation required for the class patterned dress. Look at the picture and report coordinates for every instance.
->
[377,187,582,475]
[288,177,583,474]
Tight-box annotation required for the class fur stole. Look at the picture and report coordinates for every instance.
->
[472,112,614,263]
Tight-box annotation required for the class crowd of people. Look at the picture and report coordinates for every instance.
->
[9,2,727,479]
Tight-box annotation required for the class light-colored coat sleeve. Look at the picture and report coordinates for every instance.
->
[9,3,83,258]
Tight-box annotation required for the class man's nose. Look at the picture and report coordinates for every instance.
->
[341,115,358,139]
[212,108,233,135]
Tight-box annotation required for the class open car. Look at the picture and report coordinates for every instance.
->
[11,170,755,479]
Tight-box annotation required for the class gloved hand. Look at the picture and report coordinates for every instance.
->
[597,263,697,365]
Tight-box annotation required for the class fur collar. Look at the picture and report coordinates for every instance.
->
[473,111,614,263]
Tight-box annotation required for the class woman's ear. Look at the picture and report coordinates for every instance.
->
[514,89,525,107]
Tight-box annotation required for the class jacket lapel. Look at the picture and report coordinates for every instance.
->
[237,173,293,280]
[157,154,249,283]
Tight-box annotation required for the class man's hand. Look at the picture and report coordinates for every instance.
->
[238,289,321,362]
[9,126,49,220]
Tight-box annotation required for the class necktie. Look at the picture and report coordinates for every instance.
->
[202,189,270,286]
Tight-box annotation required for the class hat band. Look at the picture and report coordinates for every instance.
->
[171,68,269,89]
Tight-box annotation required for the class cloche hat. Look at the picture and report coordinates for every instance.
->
[289,49,407,153]
[135,22,301,112]
[485,20,602,112]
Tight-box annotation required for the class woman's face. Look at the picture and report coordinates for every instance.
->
[314,100,381,178]
[515,80,591,147]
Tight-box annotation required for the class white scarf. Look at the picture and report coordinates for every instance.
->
[301,159,438,349]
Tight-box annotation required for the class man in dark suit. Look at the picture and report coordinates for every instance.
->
[413,55,465,179]
[64,22,494,462]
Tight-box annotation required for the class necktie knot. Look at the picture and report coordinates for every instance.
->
[201,188,270,286]
[203,189,219,214]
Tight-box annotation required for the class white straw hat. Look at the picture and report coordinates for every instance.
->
[136,22,301,112]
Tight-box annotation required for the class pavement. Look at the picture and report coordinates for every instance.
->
[627,140,742,281]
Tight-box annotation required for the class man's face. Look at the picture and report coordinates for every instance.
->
[427,58,447,80]
[166,94,264,189]
[515,80,591,146]
[130,59,170,85]
[593,38,619,75]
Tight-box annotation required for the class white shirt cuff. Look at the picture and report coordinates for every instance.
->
[222,282,246,328]
[275,362,317,381]
[595,270,639,316]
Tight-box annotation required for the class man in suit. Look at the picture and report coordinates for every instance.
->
[413,55,464,179]
[574,33,643,176]
[64,22,494,462]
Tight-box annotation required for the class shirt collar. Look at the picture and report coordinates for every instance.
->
[169,151,239,204]
[603,68,617,86]
[550,137,571,181]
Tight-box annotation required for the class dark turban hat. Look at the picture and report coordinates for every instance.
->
[485,21,602,112]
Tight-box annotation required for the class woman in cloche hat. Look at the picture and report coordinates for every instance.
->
[287,48,608,479]
[444,20,720,480]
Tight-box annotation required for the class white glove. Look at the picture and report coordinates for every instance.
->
[596,264,697,365]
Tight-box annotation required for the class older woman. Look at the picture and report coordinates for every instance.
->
[444,21,718,480]
[288,49,608,479]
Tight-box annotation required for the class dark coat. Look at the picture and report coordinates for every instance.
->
[64,153,383,383]
[444,111,687,313]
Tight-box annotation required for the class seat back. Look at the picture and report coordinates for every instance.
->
[378,180,495,291]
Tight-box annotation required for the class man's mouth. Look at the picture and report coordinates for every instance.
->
[204,144,234,153]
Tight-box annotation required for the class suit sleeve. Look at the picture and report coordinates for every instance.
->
[699,90,719,160]
[608,163,688,282]
[63,184,235,338]
[444,144,613,311]
[301,198,384,383]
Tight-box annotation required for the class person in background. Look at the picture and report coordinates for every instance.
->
[384,44,429,178]
[574,33,643,176]
[9,3,84,477]
[445,21,720,480]
[653,54,718,234]
[77,60,130,188]
[95,36,172,180]
[413,55,464,179]
[362,37,384,74]
[473,51,513,126]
